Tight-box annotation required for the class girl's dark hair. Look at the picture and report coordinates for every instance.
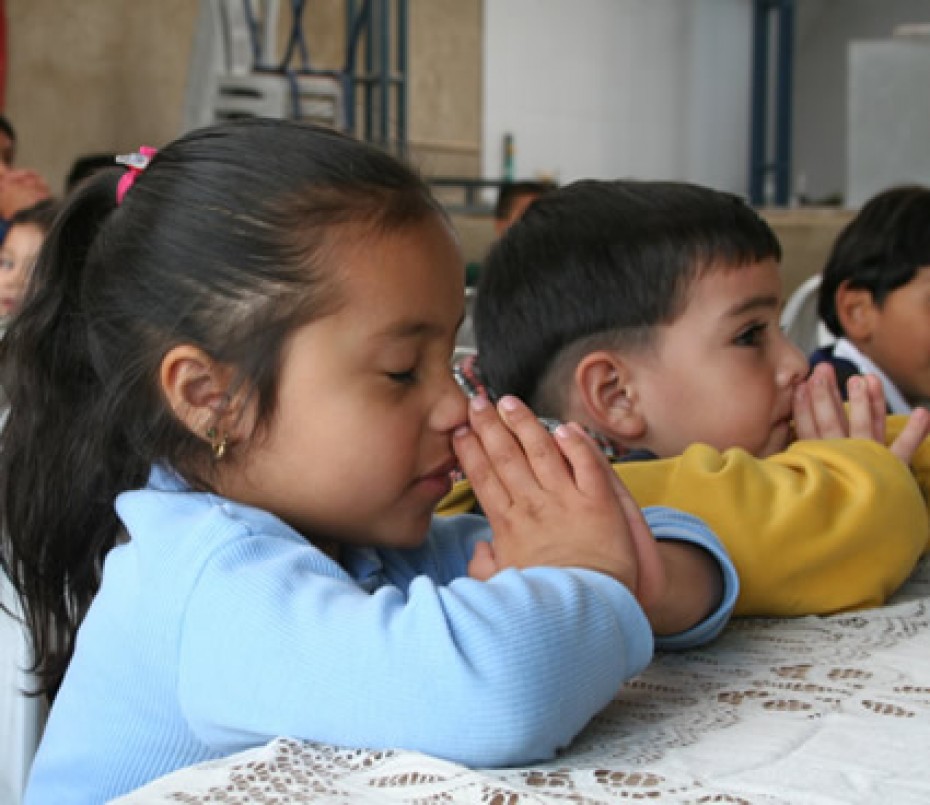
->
[475,179,781,413]
[0,118,442,698]
[818,185,930,338]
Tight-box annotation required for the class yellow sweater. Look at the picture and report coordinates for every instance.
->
[438,417,930,617]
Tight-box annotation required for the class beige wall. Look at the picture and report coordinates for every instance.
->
[6,0,198,194]
[4,0,482,195]
[4,2,843,292]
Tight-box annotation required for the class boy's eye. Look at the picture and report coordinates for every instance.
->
[0,255,13,271]
[734,322,767,347]
[386,369,418,386]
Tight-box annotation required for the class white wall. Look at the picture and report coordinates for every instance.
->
[794,0,930,203]
[482,0,752,195]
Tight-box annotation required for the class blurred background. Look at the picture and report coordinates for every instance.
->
[3,0,929,291]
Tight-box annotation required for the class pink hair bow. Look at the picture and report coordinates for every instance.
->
[115,145,158,205]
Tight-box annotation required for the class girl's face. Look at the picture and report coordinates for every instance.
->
[223,214,468,553]
[0,222,44,316]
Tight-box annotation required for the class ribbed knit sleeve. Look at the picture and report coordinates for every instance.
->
[176,511,652,767]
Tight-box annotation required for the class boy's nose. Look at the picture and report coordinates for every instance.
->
[777,334,810,388]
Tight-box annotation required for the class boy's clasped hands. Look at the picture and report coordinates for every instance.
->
[794,362,930,463]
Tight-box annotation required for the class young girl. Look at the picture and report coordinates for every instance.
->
[0,120,735,803]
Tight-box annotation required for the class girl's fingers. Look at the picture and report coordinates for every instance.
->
[491,395,574,492]
[464,394,542,497]
[452,420,513,514]
[550,422,616,497]
[890,407,930,464]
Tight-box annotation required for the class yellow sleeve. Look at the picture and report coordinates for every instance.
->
[437,439,928,618]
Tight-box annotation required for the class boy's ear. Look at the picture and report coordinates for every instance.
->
[159,345,245,442]
[574,350,647,441]
[835,281,878,342]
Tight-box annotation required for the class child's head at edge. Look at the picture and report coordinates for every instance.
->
[0,197,59,318]
[0,118,467,696]
[817,184,930,406]
[475,178,808,459]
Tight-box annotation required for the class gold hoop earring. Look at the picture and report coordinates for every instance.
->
[205,426,228,461]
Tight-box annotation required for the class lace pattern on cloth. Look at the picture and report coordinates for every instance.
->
[115,557,930,804]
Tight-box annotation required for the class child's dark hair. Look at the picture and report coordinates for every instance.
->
[475,179,781,415]
[817,184,930,338]
[8,196,60,231]
[65,152,118,194]
[0,118,443,698]
[494,180,556,222]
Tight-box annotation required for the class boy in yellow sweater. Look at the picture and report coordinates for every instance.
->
[440,179,930,617]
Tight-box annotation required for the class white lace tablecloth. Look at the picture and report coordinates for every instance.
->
[116,556,930,804]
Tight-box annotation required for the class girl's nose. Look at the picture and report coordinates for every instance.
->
[433,370,469,433]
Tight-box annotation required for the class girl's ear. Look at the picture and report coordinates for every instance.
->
[574,350,647,443]
[835,281,878,342]
[159,345,243,441]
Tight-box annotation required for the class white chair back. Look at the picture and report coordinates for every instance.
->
[781,274,834,356]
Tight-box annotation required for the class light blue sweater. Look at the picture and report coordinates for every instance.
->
[25,465,737,804]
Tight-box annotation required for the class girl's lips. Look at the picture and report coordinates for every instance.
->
[416,458,458,498]
[415,470,453,500]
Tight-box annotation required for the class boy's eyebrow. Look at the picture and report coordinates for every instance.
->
[724,294,780,317]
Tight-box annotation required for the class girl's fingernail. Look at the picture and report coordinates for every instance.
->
[499,395,519,412]
[470,395,488,411]
[553,424,571,439]
[453,424,470,439]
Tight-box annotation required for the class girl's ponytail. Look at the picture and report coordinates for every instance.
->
[0,169,134,698]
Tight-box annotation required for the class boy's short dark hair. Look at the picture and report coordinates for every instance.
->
[494,180,556,222]
[817,184,930,338]
[475,179,782,415]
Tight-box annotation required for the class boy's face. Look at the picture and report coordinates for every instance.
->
[854,265,930,405]
[621,258,808,458]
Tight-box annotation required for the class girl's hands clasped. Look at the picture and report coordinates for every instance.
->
[453,393,665,608]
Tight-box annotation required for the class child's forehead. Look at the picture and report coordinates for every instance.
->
[691,256,782,287]
[4,222,45,245]
[681,256,784,308]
